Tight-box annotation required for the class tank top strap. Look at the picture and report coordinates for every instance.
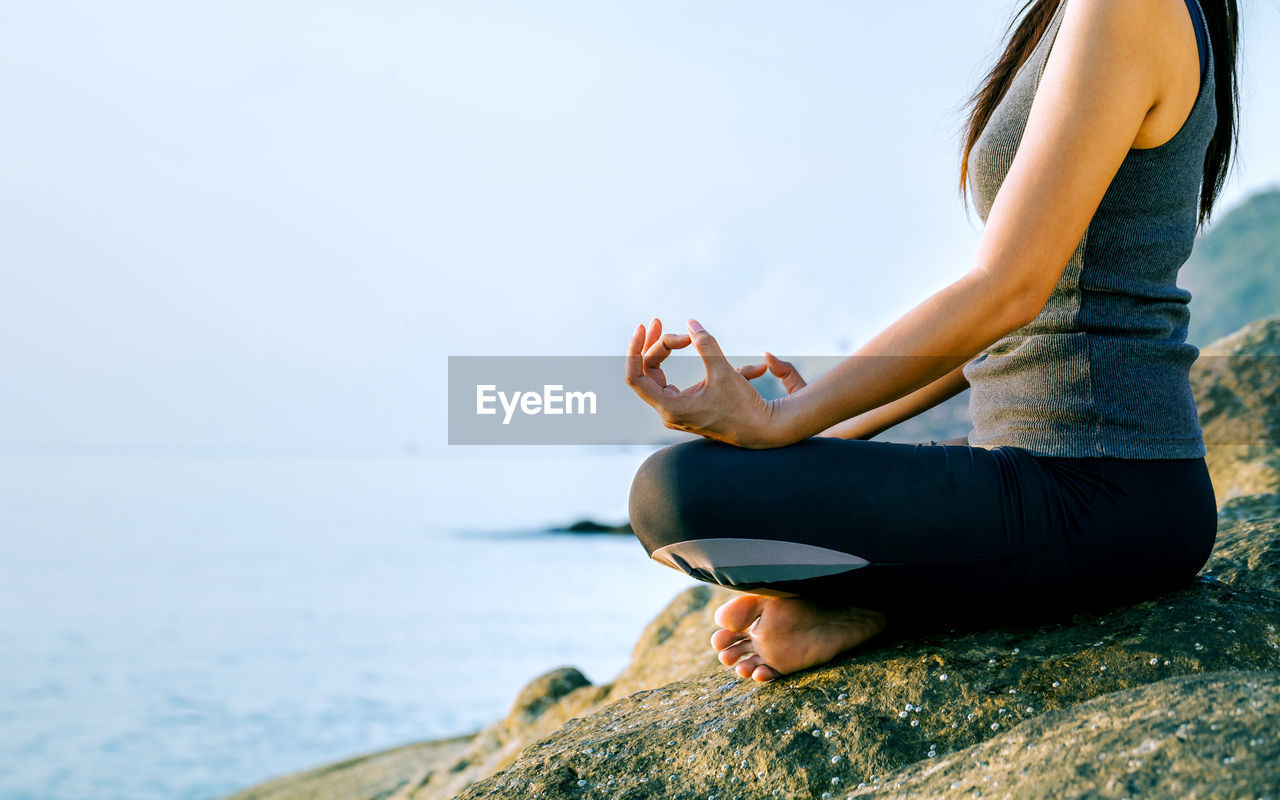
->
[1183,0,1208,86]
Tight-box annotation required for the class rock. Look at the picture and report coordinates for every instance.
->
[609,585,734,698]
[222,734,476,800]
[551,519,634,534]
[1217,492,1280,523]
[510,667,594,721]
[416,587,733,800]
[1206,444,1280,507]
[423,670,607,800]
[1194,315,1280,504]
[1204,516,1280,594]
[846,670,1280,799]
[457,579,1280,799]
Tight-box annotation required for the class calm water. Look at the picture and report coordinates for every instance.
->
[0,448,694,800]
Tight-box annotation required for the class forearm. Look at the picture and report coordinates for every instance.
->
[817,359,971,440]
[774,270,1030,445]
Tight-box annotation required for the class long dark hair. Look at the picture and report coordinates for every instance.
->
[957,0,1240,231]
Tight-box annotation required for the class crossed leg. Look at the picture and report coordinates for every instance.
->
[628,433,1215,682]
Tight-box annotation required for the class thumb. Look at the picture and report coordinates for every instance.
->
[687,319,733,379]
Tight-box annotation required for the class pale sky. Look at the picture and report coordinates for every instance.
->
[2,0,1278,449]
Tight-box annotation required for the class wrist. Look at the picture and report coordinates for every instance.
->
[818,414,867,440]
[761,395,806,448]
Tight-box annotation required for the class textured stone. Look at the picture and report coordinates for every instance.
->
[457,579,1280,799]
[222,734,475,800]
[847,670,1280,799]
[1204,516,1280,595]
[1195,315,1280,503]
[420,588,731,800]
[1217,492,1280,524]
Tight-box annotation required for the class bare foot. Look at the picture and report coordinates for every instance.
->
[709,593,887,682]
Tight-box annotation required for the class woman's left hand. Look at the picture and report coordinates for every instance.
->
[625,317,791,449]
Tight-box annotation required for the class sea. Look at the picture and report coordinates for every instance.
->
[0,446,695,800]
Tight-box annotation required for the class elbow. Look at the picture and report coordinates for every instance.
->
[1007,291,1046,331]
[969,268,1048,336]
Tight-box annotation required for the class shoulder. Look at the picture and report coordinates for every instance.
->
[1061,0,1184,33]
[1057,0,1190,74]
[1049,0,1184,109]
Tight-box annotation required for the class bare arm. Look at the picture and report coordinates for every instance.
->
[765,0,1163,446]
[817,359,972,441]
[626,0,1166,451]
[766,273,1022,445]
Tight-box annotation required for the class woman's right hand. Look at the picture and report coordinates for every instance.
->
[740,352,808,395]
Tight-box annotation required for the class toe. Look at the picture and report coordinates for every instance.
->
[717,639,755,667]
[710,628,748,651]
[714,593,767,632]
[735,653,764,679]
[751,663,781,683]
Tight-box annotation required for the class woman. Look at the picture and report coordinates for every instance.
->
[625,0,1241,683]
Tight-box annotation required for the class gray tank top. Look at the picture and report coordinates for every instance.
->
[962,0,1217,459]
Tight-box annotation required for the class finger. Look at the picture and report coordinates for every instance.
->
[626,323,644,367]
[643,317,663,353]
[764,350,795,375]
[643,332,692,371]
[626,323,656,390]
[737,363,768,380]
[624,323,668,405]
[765,351,807,392]
[687,319,733,379]
[643,333,692,388]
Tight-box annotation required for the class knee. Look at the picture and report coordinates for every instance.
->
[628,440,716,556]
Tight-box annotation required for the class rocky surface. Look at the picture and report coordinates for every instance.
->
[846,670,1280,799]
[458,578,1280,800]
[416,586,731,800]
[1204,516,1280,595]
[224,316,1280,800]
[224,734,476,800]
[223,586,733,800]
[1193,314,1280,503]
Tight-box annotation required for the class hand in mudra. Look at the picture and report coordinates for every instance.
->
[624,317,805,449]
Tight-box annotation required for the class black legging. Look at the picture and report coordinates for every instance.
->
[628,435,1218,628]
